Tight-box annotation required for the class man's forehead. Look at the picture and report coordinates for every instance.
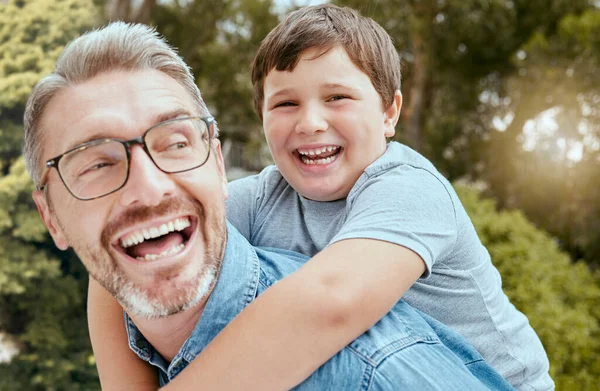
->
[40,69,196,157]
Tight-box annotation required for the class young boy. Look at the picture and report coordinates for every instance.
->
[89,4,553,390]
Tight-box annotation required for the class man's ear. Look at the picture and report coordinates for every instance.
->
[211,139,229,199]
[32,190,69,250]
[383,90,402,138]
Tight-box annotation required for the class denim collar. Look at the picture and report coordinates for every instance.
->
[125,222,261,379]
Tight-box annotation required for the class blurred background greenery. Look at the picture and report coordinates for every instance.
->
[0,0,598,389]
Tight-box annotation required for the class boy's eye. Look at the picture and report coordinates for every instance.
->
[328,95,349,102]
[274,101,297,108]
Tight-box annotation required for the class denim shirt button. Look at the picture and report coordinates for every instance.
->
[135,339,146,350]
[169,359,185,379]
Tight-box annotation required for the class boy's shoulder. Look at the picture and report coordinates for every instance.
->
[229,165,286,193]
[229,164,297,207]
[255,164,289,195]
[365,141,439,177]
[348,142,456,208]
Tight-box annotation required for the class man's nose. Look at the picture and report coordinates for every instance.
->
[294,104,328,135]
[118,145,176,207]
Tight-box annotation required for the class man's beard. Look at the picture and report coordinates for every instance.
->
[59,197,226,319]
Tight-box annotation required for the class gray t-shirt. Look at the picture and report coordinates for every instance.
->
[226,142,553,391]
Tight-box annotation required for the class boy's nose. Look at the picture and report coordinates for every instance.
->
[118,145,176,207]
[294,106,328,135]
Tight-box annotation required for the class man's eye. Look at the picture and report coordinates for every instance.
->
[167,141,189,150]
[80,162,112,176]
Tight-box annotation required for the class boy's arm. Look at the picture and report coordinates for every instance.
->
[87,278,158,391]
[162,238,424,391]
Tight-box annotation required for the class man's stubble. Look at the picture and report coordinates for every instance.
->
[50,195,227,319]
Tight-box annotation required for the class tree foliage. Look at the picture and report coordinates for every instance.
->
[484,7,600,266]
[458,185,600,389]
[0,160,99,390]
[0,0,100,170]
[147,0,279,169]
[0,0,100,389]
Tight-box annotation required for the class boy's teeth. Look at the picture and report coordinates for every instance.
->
[297,146,339,156]
[297,145,341,165]
[120,217,191,248]
[300,154,339,165]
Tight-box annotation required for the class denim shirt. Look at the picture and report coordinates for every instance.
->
[126,223,514,390]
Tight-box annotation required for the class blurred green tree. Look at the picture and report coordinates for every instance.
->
[0,0,100,389]
[458,185,600,389]
[0,0,99,169]
[484,8,600,267]
[147,0,279,170]
[0,160,99,391]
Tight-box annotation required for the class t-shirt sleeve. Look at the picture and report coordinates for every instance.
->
[226,174,261,241]
[329,165,458,278]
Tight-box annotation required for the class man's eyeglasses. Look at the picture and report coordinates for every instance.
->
[39,116,216,201]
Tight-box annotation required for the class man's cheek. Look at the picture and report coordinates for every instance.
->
[176,172,224,198]
[173,173,200,195]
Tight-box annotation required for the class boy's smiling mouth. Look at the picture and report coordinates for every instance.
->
[296,145,342,165]
[116,216,196,262]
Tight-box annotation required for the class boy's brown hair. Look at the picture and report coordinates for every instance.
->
[251,4,401,120]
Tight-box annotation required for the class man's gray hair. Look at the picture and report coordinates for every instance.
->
[23,22,211,187]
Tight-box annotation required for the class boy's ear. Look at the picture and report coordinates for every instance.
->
[383,90,402,138]
[211,139,229,199]
[32,190,69,250]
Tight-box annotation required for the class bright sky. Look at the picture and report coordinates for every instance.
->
[493,108,589,163]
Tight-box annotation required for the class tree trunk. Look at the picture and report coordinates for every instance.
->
[401,3,431,153]
[402,29,426,152]
[106,0,154,23]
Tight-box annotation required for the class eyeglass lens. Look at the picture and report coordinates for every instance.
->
[57,118,210,199]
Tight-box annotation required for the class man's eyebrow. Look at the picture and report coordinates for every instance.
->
[151,108,193,126]
[63,132,119,154]
[62,108,193,154]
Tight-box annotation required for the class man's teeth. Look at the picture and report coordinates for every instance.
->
[120,217,191,248]
[297,146,339,156]
[136,243,186,262]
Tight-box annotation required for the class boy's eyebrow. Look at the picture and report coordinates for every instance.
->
[265,88,294,102]
[320,83,361,92]
[266,83,361,102]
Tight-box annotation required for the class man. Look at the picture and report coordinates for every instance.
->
[24,22,512,390]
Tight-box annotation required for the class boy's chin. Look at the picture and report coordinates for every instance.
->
[296,182,351,202]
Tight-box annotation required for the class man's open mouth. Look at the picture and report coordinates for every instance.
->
[296,145,342,165]
[116,217,196,262]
